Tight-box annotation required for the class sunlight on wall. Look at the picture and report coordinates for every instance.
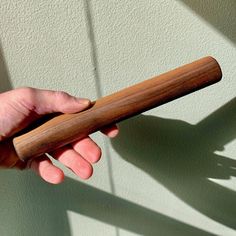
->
[67,211,115,236]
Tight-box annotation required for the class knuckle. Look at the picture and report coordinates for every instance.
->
[17,87,36,96]
[55,91,71,100]
[14,87,37,111]
[15,87,37,103]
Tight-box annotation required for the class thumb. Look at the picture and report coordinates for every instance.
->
[0,88,91,139]
[17,88,91,115]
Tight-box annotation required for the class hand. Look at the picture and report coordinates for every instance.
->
[0,87,118,184]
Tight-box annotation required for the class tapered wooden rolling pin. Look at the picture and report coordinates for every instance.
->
[13,56,222,162]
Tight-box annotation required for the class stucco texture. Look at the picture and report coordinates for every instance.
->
[0,1,236,235]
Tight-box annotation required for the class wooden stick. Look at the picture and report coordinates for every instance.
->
[13,56,222,162]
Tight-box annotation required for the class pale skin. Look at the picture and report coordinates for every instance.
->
[0,87,119,184]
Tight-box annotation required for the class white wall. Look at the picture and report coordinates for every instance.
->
[0,1,235,235]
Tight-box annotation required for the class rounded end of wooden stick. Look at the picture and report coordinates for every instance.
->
[0,140,26,169]
[205,56,223,81]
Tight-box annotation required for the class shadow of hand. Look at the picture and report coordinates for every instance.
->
[112,98,236,229]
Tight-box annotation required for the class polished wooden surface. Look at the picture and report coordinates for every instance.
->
[13,56,222,162]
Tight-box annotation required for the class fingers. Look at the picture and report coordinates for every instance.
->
[30,135,103,184]
[72,137,102,163]
[51,146,93,180]
[30,155,65,184]
[101,124,119,138]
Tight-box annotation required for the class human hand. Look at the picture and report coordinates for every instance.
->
[0,87,118,184]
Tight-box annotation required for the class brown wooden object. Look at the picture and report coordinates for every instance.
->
[13,56,222,162]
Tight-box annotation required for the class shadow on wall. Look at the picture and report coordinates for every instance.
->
[0,3,234,234]
[0,43,12,92]
[0,171,215,236]
[180,0,236,44]
[1,102,235,236]
[112,98,236,230]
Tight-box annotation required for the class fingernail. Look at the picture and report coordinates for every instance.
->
[109,129,119,138]
[77,98,91,105]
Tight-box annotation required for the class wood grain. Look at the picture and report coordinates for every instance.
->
[13,56,222,162]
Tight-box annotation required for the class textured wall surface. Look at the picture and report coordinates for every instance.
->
[0,1,236,235]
